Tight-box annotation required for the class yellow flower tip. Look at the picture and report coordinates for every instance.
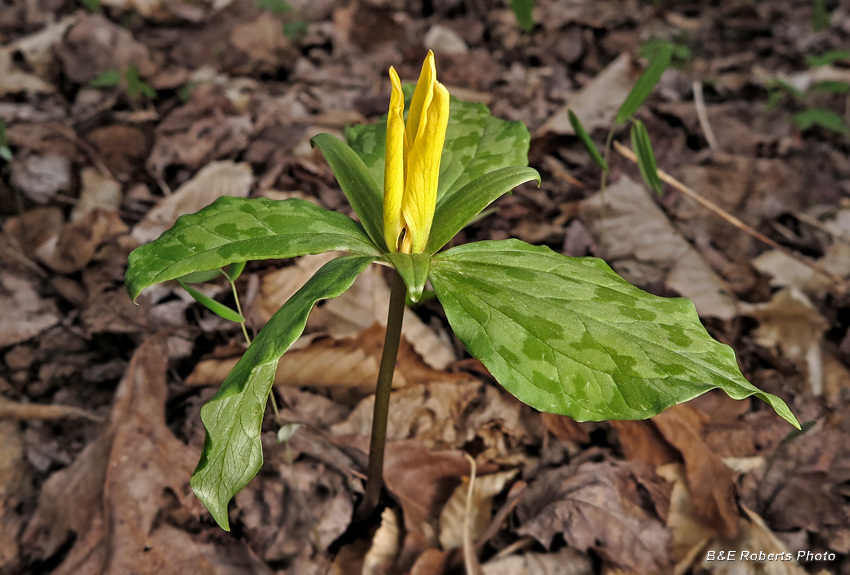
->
[382,53,450,254]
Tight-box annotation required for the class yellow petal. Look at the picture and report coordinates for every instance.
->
[383,66,405,252]
[402,79,449,253]
[405,50,436,150]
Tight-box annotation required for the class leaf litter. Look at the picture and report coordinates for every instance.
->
[1,0,850,573]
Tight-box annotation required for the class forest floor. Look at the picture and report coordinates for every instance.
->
[1,0,849,574]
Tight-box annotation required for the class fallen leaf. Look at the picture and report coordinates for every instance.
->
[5,15,78,79]
[36,209,128,274]
[54,14,157,84]
[540,412,591,444]
[85,125,150,182]
[740,288,828,395]
[653,405,739,539]
[537,53,642,137]
[580,176,738,319]
[0,271,60,347]
[753,244,850,292]
[0,398,101,422]
[9,153,71,204]
[481,547,593,575]
[0,47,53,97]
[22,335,269,575]
[611,420,680,466]
[516,460,672,574]
[0,420,31,573]
[439,469,518,550]
[362,507,401,575]
[71,168,123,220]
[132,160,253,243]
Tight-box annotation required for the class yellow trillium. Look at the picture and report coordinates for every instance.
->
[383,51,450,253]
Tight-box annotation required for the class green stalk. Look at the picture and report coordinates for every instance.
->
[356,270,406,519]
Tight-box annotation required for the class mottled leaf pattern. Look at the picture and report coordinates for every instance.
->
[345,89,530,203]
[126,196,379,301]
[190,255,376,530]
[429,240,799,427]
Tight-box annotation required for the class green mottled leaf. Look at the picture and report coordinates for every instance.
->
[311,133,387,251]
[429,240,799,428]
[225,261,246,281]
[510,0,534,32]
[426,166,541,255]
[615,46,672,124]
[191,255,376,530]
[630,120,663,195]
[384,252,431,303]
[126,196,380,301]
[178,280,245,323]
[345,90,530,204]
[568,110,608,171]
[793,108,850,135]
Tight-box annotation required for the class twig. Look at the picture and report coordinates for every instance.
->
[0,400,103,422]
[462,453,481,575]
[692,80,720,152]
[613,141,848,290]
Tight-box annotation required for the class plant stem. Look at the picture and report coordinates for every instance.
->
[229,277,282,425]
[356,270,406,520]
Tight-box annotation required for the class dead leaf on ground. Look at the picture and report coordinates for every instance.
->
[147,85,253,181]
[9,153,71,204]
[537,53,642,137]
[4,15,78,80]
[71,168,123,220]
[653,405,740,539]
[255,254,456,370]
[580,175,738,319]
[55,14,157,85]
[37,209,128,274]
[439,469,518,551]
[362,507,401,575]
[0,271,60,347]
[740,288,828,395]
[0,421,32,574]
[516,460,672,574]
[22,334,270,575]
[0,47,54,97]
[132,160,253,243]
[481,547,593,575]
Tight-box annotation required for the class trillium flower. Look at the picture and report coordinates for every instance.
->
[383,51,450,253]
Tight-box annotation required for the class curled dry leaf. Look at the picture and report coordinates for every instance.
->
[438,469,519,551]
[652,405,739,539]
[516,460,672,574]
[132,161,253,243]
[37,209,129,274]
[54,15,156,85]
[580,176,738,320]
[481,547,593,575]
[537,53,642,137]
[740,288,829,395]
[0,271,60,347]
[362,507,401,575]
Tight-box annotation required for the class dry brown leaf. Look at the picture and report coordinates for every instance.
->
[0,398,101,422]
[481,547,593,575]
[0,47,54,96]
[537,53,642,137]
[516,460,672,574]
[611,420,680,466]
[439,469,518,550]
[54,14,156,84]
[362,507,401,575]
[753,244,850,292]
[85,125,150,182]
[256,255,455,370]
[132,161,253,243]
[147,85,253,180]
[187,325,473,393]
[0,420,31,573]
[230,13,296,74]
[5,15,78,79]
[0,271,60,347]
[653,405,739,539]
[36,209,128,274]
[22,335,267,575]
[741,288,828,395]
[580,176,737,319]
[540,412,591,444]
[71,168,123,220]
[9,153,71,204]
